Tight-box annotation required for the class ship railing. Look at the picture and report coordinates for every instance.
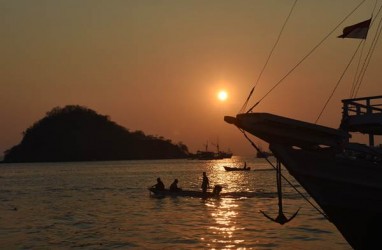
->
[341,95,382,146]
[342,95,382,118]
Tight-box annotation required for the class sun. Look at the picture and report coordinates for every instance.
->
[217,90,228,101]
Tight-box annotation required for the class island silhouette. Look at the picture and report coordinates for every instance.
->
[3,105,189,163]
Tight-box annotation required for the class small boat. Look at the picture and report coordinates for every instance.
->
[149,187,282,199]
[224,166,251,171]
[148,185,223,198]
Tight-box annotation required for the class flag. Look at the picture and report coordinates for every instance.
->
[338,18,371,39]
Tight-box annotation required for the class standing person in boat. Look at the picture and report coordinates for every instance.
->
[243,161,247,169]
[201,172,209,193]
[152,177,165,191]
[169,179,182,192]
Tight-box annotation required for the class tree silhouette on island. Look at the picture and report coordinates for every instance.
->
[3,105,189,163]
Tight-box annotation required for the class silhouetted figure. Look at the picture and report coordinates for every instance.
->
[212,185,223,196]
[170,179,182,192]
[243,161,248,169]
[201,172,209,193]
[152,177,165,191]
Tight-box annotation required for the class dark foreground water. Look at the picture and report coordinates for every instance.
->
[0,156,351,249]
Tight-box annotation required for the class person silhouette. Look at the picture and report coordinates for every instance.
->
[152,177,165,191]
[201,172,209,193]
[170,179,182,192]
[243,162,248,169]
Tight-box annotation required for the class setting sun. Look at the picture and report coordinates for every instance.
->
[217,90,228,101]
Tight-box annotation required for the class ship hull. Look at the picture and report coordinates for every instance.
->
[225,112,382,249]
[271,143,382,250]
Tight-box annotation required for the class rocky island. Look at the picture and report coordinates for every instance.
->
[3,105,189,163]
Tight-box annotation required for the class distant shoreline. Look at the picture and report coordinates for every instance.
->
[3,105,190,163]
[0,157,193,164]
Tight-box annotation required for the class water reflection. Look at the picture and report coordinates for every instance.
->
[209,159,256,193]
[204,198,246,248]
[200,158,269,249]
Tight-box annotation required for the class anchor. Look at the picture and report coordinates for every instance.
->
[260,159,300,225]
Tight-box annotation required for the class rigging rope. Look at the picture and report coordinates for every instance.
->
[354,18,382,97]
[353,5,382,97]
[238,128,329,220]
[240,0,298,113]
[316,2,382,121]
[350,0,380,98]
[315,41,364,124]
[350,41,367,97]
[246,0,367,113]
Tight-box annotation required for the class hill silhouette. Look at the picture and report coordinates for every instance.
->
[3,105,189,163]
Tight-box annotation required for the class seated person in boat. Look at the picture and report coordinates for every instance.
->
[212,185,223,196]
[152,177,165,191]
[170,179,182,192]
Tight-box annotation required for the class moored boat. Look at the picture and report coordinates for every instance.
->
[225,97,382,249]
[190,141,233,160]
[223,2,382,248]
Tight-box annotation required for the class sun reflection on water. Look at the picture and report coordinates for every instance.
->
[204,198,247,248]
[208,159,256,193]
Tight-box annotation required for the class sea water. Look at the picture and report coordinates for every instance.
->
[0,156,351,249]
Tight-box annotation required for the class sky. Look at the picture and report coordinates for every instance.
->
[1,0,381,157]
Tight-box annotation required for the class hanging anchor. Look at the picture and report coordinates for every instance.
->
[260,159,300,225]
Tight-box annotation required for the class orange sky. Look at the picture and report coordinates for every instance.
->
[1,0,381,157]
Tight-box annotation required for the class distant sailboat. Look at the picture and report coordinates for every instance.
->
[211,140,233,159]
[191,140,232,160]
[255,144,273,158]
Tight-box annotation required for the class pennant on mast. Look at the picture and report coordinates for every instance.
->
[338,18,371,39]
